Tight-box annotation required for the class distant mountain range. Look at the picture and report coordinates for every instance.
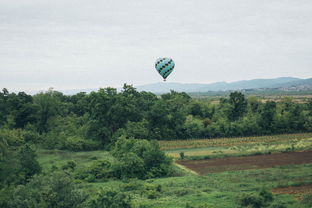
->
[35,77,311,95]
[134,77,312,93]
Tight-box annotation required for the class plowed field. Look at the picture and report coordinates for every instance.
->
[177,151,312,175]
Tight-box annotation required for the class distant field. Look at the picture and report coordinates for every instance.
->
[190,92,312,103]
[177,151,312,174]
[160,133,312,161]
[159,133,312,150]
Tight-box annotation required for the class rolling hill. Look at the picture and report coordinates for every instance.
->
[134,77,312,93]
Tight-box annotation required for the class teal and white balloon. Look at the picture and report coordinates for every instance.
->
[155,57,175,81]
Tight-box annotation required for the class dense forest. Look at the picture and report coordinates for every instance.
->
[1,85,312,147]
[1,85,312,207]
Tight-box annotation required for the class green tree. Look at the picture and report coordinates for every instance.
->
[228,92,247,121]
[147,91,190,139]
[112,137,172,179]
[9,172,87,208]
[307,99,312,116]
[87,86,143,145]
[259,101,277,133]
[115,120,149,140]
[17,144,41,182]
[69,92,89,116]
[248,96,261,114]
[33,90,60,133]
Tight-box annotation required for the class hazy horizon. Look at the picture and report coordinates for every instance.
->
[1,0,312,92]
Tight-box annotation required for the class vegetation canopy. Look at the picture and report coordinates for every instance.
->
[0,86,312,207]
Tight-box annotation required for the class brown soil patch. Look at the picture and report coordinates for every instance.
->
[176,151,312,175]
[272,185,312,195]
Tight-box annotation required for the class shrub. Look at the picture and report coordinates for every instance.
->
[240,189,274,208]
[180,152,185,160]
[88,160,113,179]
[259,189,273,204]
[63,136,100,151]
[22,130,42,144]
[87,188,132,208]
[121,179,143,192]
[75,159,113,181]
[0,128,24,146]
[142,183,162,199]
[146,190,160,199]
[112,152,145,179]
[112,136,172,179]
[17,144,41,183]
[8,172,87,208]
[240,194,264,208]
[300,193,312,207]
[62,160,77,171]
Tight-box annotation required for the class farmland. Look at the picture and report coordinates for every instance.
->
[176,151,312,174]
[161,133,312,159]
[33,132,312,207]
[35,150,312,208]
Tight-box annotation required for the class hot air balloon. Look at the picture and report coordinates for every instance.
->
[155,57,175,81]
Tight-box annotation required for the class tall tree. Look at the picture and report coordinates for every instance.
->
[33,90,59,133]
[259,101,277,133]
[228,92,247,121]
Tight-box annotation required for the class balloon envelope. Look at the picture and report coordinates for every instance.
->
[155,57,175,80]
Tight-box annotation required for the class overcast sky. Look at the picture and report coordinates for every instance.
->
[1,0,311,92]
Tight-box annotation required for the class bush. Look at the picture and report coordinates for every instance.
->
[300,193,312,207]
[88,160,113,179]
[0,187,13,208]
[111,137,172,179]
[121,179,143,192]
[240,189,273,208]
[141,183,162,199]
[63,136,100,151]
[74,159,113,181]
[180,152,185,160]
[112,152,146,179]
[62,160,77,171]
[17,144,41,183]
[8,172,87,208]
[240,195,264,208]
[22,130,42,144]
[146,190,160,199]
[0,128,24,146]
[86,188,132,208]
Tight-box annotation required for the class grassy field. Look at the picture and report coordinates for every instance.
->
[37,149,116,173]
[36,133,312,207]
[135,164,312,207]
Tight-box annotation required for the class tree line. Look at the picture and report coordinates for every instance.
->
[1,85,312,151]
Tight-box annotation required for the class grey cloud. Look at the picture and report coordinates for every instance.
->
[0,0,311,91]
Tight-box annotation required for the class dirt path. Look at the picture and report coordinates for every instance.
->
[176,151,312,175]
[174,162,199,176]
